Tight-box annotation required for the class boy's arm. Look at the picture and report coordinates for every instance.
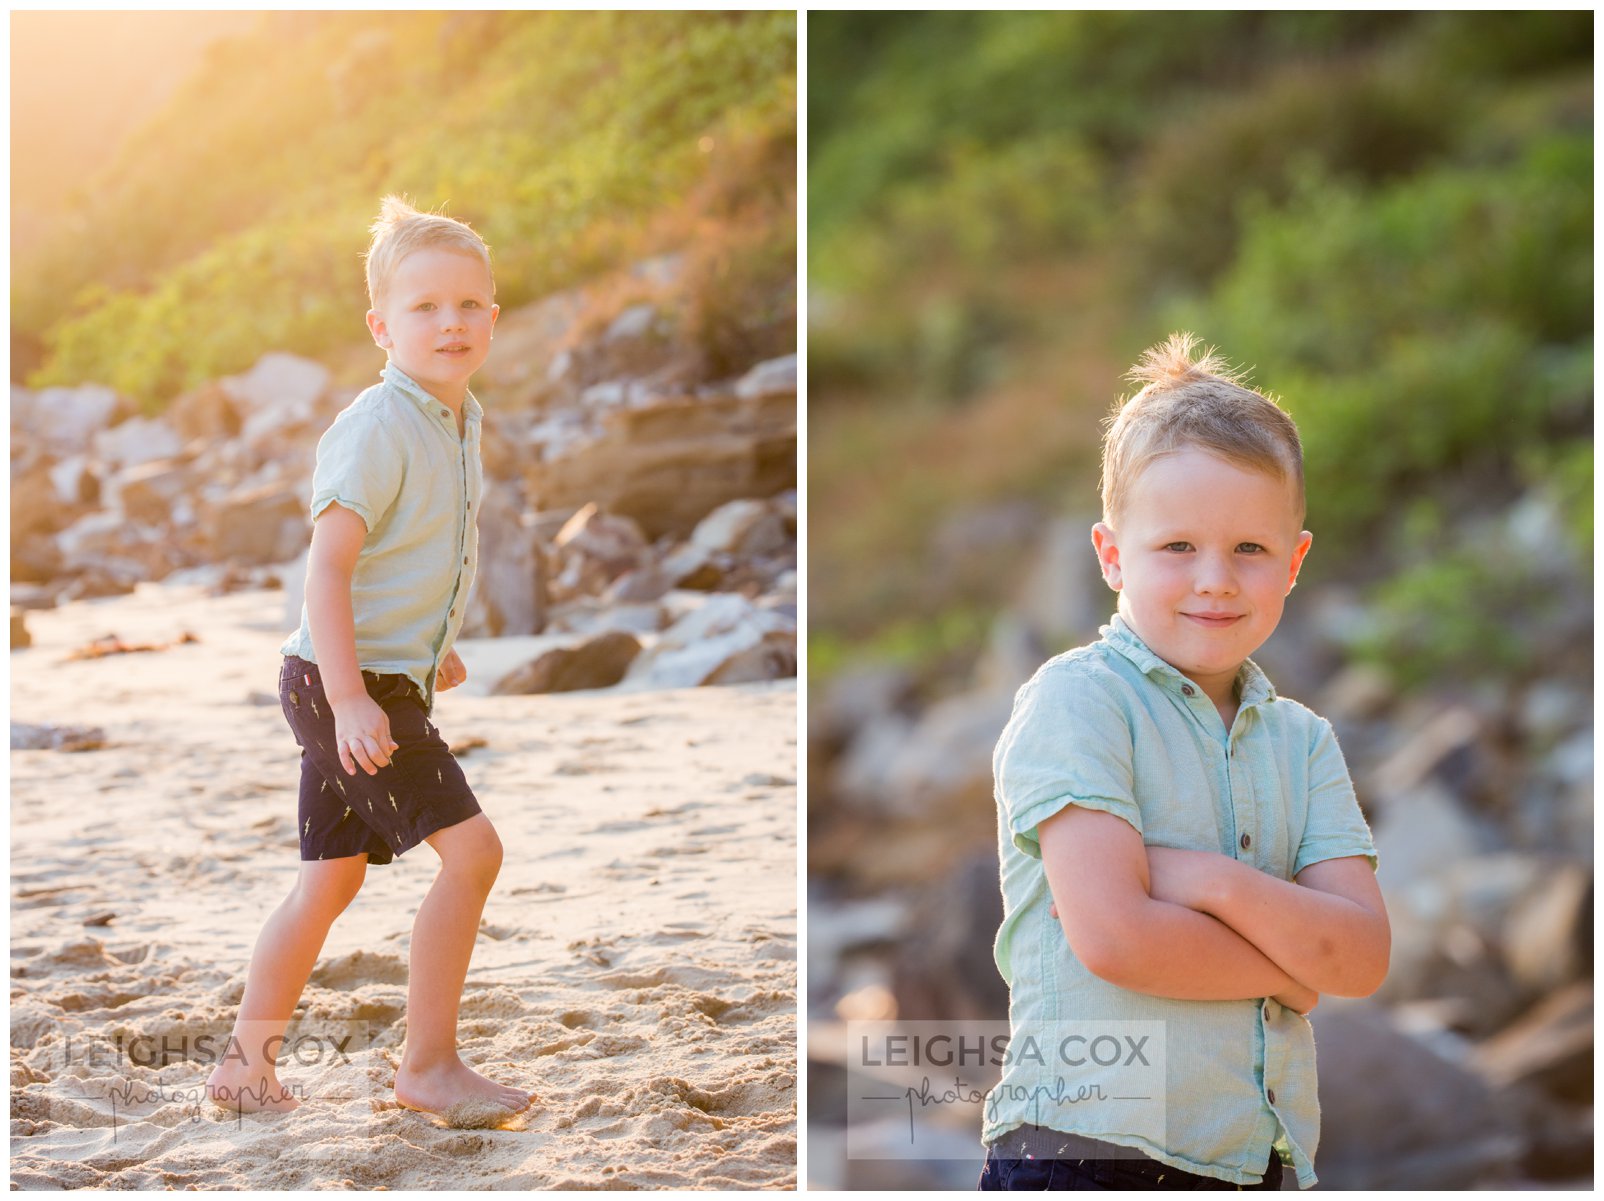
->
[305,503,397,775]
[1039,805,1311,1004]
[1146,849,1390,998]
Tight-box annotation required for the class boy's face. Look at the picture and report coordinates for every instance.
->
[366,246,498,404]
[1091,448,1312,708]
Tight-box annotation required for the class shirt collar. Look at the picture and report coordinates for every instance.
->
[382,361,483,426]
[1101,612,1277,708]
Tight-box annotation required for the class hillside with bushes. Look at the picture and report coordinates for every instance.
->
[15,10,796,407]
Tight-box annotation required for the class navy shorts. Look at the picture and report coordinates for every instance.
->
[280,654,482,865]
[979,1132,1284,1190]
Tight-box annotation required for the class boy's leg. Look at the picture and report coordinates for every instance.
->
[206,855,367,1112]
[395,813,534,1115]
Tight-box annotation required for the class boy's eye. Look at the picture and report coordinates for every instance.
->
[1236,543,1265,554]
[1163,542,1192,552]
[463,300,479,308]
[417,302,435,311]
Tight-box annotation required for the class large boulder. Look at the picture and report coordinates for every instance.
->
[691,497,790,558]
[1313,1000,1522,1189]
[492,631,641,694]
[523,378,795,540]
[107,459,194,526]
[553,503,647,574]
[166,381,243,442]
[462,485,547,637]
[625,593,796,690]
[12,384,125,454]
[92,415,183,469]
[204,482,308,565]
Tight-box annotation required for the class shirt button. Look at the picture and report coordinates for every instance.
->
[1267,1088,1276,1105]
[1240,833,1252,850]
[449,609,456,617]
[1181,684,1194,696]
[463,556,469,565]
[440,408,450,419]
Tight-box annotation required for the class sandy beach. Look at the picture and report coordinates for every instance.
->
[10,581,797,1189]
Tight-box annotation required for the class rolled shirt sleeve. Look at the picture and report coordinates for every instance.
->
[1292,717,1379,876]
[995,662,1144,857]
[309,412,404,533]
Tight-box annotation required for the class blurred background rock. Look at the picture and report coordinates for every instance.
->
[12,11,797,695]
[806,12,1590,1190]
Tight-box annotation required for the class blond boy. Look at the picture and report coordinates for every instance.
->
[207,197,533,1119]
[980,334,1388,1189]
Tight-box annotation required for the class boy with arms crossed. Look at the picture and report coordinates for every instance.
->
[207,198,534,1120]
[980,334,1388,1189]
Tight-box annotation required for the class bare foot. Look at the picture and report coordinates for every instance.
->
[394,1057,534,1118]
[205,1065,301,1114]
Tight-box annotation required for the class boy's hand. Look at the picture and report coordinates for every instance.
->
[1271,981,1319,1015]
[437,647,467,691]
[332,694,399,776]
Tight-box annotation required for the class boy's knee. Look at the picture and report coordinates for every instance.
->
[447,823,502,891]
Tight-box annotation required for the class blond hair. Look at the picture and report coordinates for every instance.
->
[364,195,493,307]
[1100,332,1305,524]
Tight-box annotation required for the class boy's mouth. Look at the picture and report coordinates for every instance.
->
[1182,612,1243,629]
[437,343,471,356]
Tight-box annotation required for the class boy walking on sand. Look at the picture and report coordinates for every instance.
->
[207,197,533,1119]
[980,334,1389,1189]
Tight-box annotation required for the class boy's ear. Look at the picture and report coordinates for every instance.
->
[1090,522,1122,592]
[366,309,392,348]
[1287,530,1314,592]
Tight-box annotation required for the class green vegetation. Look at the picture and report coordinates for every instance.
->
[810,11,1590,692]
[17,11,796,408]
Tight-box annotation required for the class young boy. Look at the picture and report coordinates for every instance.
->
[979,334,1388,1189]
[206,197,534,1120]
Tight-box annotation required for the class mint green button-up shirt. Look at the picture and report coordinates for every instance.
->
[280,362,482,711]
[983,615,1378,1188]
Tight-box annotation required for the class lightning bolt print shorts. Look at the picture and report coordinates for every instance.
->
[279,654,483,864]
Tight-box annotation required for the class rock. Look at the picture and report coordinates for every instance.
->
[12,533,64,585]
[1313,1000,1522,1189]
[605,565,672,605]
[11,608,31,650]
[604,302,660,345]
[491,631,641,694]
[462,485,546,637]
[553,503,647,574]
[10,585,57,611]
[1318,662,1397,723]
[523,385,794,540]
[10,722,106,752]
[837,688,1015,820]
[11,456,69,541]
[891,852,1009,1023]
[703,629,797,684]
[13,384,125,452]
[772,488,798,531]
[812,664,916,753]
[224,352,331,432]
[166,381,242,442]
[625,593,796,690]
[1501,863,1590,995]
[1372,782,1487,900]
[660,543,725,590]
[1372,705,1486,803]
[1011,515,1106,649]
[733,353,796,400]
[92,415,183,468]
[47,456,99,507]
[204,482,307,565]
[691,498,789,557]
[109,458,192,526]
[1473,980,1592,1105]
[547,600,664,638]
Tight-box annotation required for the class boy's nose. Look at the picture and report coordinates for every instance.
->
[1194,555,1238,594]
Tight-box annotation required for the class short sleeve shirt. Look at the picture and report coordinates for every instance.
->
[280,362,482,710]
[983,614,1378,1188]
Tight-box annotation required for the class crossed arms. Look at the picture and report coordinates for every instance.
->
[1038,806,1390,1011]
